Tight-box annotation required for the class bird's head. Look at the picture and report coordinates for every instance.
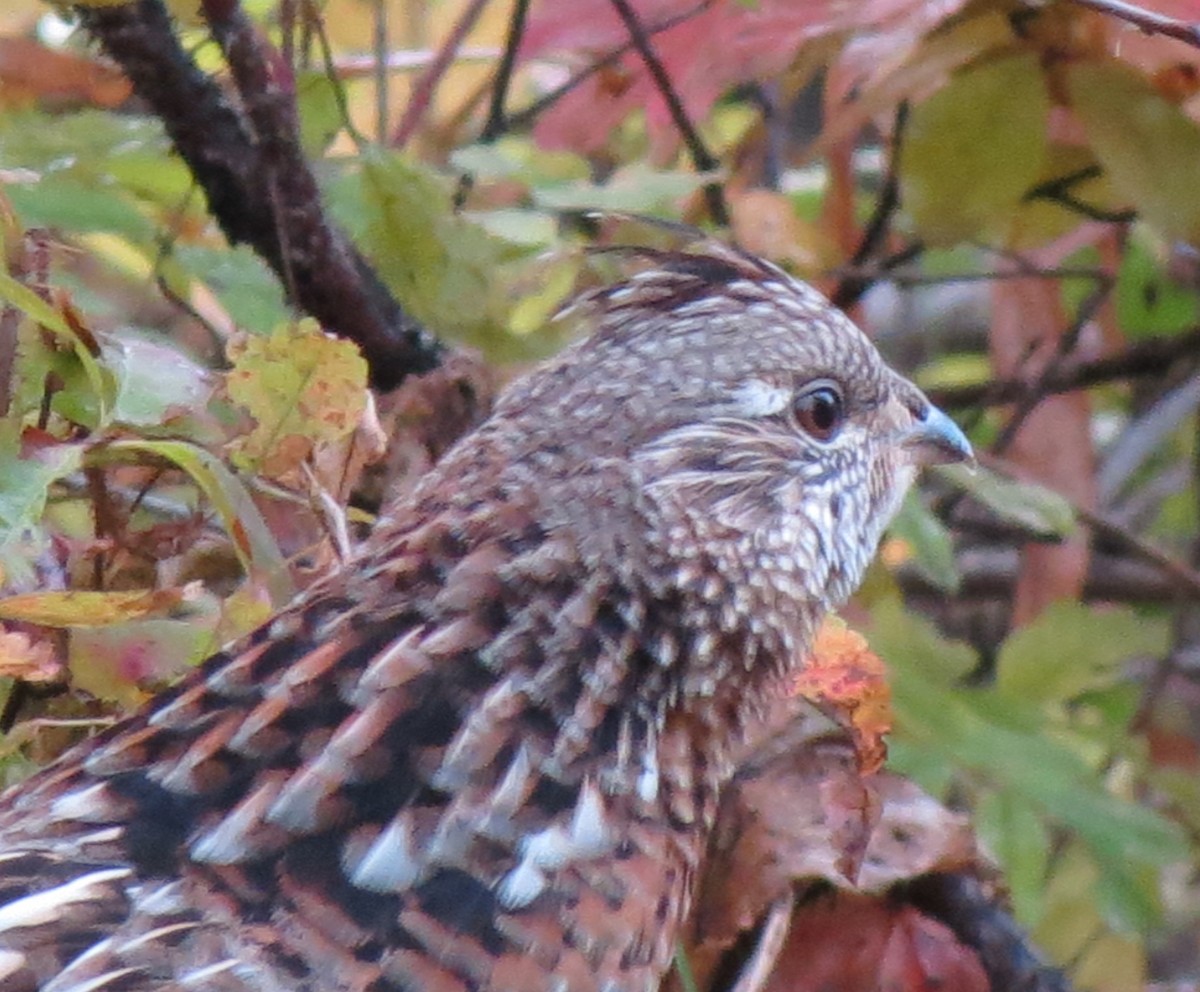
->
[428,246,971,679]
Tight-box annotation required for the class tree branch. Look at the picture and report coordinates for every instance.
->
[501,0,714,134]
[930,326,1200,409]
[831,103,908,310]
[79,0,442,389]
[481,0,530,142]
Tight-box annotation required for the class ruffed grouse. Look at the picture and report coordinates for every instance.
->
[0,246,972,992]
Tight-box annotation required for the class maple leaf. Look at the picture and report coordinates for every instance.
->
[519,0,961,157]
[225,320,369,481]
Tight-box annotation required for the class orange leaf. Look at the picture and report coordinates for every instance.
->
[794,617,893,773]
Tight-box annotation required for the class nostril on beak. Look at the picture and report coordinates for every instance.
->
[906,405,975,468]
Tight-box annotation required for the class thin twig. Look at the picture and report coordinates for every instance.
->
[832,103,908,310]
[481,0,530,142]
[391,0,492,148]
[990,270,1115,455]
[503,1,714,133]
[306,0,368,148]
[1069,0,1200,48]
[981,452,1200,601]
[839,265,1107,286]
[1022,165,1137,224]
[373,0,389,142]
[607,0,729,226]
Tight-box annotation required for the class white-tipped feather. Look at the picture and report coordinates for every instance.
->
[350,814,422,893]
[496,858,546,911]
[0,868,131,933]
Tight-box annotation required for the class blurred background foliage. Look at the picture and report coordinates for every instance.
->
[2,0,1200,989]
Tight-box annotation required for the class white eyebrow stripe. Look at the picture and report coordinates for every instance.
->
[730,379,791,417]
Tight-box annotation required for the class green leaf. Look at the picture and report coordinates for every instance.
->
[996,602,1168,703]
[0,427,84,545]
[1094,851,1164,935]
[0,273,111,424]
[106,335,214,429]
[976,791,1049,926]
[1115,232,1200,338]
[533,164,719,214]
[6,175,154,242]
[861,597,977,689]
[871,600,1185,901]
[331,151,521,354]
[0,109,166,179]
[940,462,1076,537]
[172,245,290,335]
[451,138,589,185]
[1070,62,1200,243]
[69,618,215,707]
[296,71,346,157]
[889,491,959,591]
[901,54,1050,245]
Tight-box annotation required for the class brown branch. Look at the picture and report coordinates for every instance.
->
[607,0,729,226]
[903,548,1184,605]
[391,0,492,148]
[930,325,1200,409]
[78,0,442,389]
[1069,0,1200,48]
[989,271,1115,455]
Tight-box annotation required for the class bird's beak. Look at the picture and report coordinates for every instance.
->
[904,405,975,467]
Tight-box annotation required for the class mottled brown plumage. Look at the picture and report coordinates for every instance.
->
[0,246,971,992]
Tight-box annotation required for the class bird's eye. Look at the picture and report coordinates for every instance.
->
[793,383,845,442]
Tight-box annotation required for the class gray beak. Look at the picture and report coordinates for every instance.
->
[905,404,975,467]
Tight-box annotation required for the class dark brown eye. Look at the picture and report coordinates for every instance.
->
[793,383,844,441]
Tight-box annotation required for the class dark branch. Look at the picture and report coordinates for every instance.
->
[1023,165,1136,224]
[79,0,442,389]
[481,0,530,142]
[930,326,1200,409]
[907,874,1073,992]
[831,102,908,310]
[502,0,715,134]
[989,271,1115,455]
[391,0,492,148]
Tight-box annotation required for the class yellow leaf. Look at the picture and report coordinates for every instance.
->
[0,586,199,627]
[1070,62,1200,243]
[901,53,1049,246]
